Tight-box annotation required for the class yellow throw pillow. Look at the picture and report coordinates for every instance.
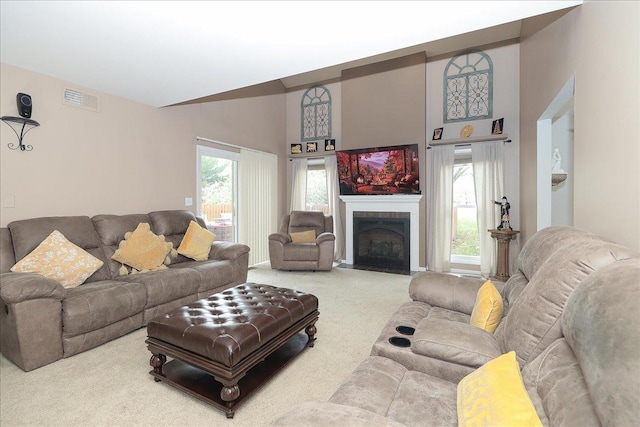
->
[10,230,104,288]
[290,230,316,243]
[177,221,216,261]
[112,223,172,272]
[470,280,503,333]
[458,351,542,427]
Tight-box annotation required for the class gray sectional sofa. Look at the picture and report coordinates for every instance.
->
[0,210,250,371]
[273,226,640,426]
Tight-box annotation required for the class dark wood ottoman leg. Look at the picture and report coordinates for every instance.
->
[220,384,240,418]
[305,322,317,347]
[149,353,166,382]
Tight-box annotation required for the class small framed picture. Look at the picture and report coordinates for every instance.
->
[290,143,302,154]
[492,118,504,134]
[432,127,443,141]
[306,142,318,153]
[324,139,335,151]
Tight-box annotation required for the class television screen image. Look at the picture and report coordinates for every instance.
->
[336,144,421,195]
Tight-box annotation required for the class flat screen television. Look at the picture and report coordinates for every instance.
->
[336,143,421,195]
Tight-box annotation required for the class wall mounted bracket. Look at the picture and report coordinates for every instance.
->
[1,116,40,151]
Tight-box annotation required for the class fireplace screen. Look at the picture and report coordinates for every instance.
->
[353,215,410,271]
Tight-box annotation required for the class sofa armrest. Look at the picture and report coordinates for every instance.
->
[0,272,65,371]
[268,232,291,245]
[412,318,502,368]
[0,272,66,304]
[316,232,335,244]
[271,401,406,427]
[409,271,502,315]
[208,241,250,262]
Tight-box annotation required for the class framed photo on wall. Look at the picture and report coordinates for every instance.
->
[306,142,318,153]
[432,127,443,140]
[291,143,302,154]
[324,139,335,151]
[492,118,504,134]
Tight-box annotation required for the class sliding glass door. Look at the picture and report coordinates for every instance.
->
[197,145,238,242]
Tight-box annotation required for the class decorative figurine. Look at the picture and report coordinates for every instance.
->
[493,196,512,230]
[552,149,565,173]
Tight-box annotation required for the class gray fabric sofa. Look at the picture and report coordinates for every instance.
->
[0,210,250,371]
[273,226,640,426]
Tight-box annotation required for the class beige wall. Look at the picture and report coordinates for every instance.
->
[0,63,287,229]
[342,53,426,149]
[426,42,522,262]
[341,53,427,266]
[520,1,639,251]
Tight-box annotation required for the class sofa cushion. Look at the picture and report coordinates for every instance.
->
[457,351,542,427]
[290,230,316,243]
[386,370,458,426]
[8,216,110,282]
[282,243,319,261]
[169,259,239,296]
[469,280,503,333]
[92,213,152,277]
[412,318,501,368]
[0,228,16,274]
[115,267,200,308]
[288,211,326,237]
[11,230,104,288]
[559,258,640,427]
[521,338,596,426]
[177,221,215,261]
[62,280,146,337]
[495,238,638,366]
[328,356,458,427]
[149,210,202,265]
[112,223,173,272]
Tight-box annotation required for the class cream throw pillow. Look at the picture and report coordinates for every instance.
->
[177,221,216,261]
[290,230,316,243]
[457,351,542,427]
[112,223,172,272]
[470,280,503,333]
[11,230,104,288]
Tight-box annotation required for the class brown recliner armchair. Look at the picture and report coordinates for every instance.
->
[268,211,335,271]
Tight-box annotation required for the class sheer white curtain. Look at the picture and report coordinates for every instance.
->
[290,158,307,212]
[324,155,344,261]
[239,149,278,266]
[472,141,504,277]
[427,145,455,272]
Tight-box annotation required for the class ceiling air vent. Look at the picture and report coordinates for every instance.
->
[63,88,100,112]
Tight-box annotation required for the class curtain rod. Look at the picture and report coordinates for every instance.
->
[195,136,273,155]
[288,152,336,161]
[427,133,510,149]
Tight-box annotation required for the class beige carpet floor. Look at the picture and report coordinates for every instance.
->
[0,264,412,426]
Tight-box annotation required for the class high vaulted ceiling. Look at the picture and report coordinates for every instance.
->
[0,1,582,108]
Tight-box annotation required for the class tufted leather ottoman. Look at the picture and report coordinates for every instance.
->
[145,283,319,418]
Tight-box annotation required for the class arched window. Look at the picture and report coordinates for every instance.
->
[301,86,331,142]
[444,51,493,123]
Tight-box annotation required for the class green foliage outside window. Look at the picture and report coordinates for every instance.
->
[201,157,232,205]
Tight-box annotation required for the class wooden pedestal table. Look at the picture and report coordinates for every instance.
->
[488,229,519,282]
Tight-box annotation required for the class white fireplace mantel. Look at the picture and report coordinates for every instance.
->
[340,195,423,271]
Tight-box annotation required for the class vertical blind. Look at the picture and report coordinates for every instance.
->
[239,149,278,266]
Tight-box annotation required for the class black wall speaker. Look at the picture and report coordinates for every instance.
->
[17,93,32,118]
